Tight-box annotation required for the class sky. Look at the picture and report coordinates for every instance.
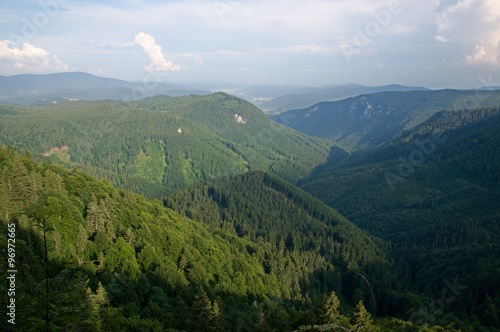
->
[0,0,499,88]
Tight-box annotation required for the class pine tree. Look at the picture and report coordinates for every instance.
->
[210,300,227,332]
[85,202,104,236]
[76,224,88,267]
[124,227,136,247]
[0,169,12,222]
[89,282,110,332]
[43,169,65,194]
[350,300,375,332]
[193,287,212,332]
[174,296,190,331]
[10,157,36,207]
[323,290,341,324]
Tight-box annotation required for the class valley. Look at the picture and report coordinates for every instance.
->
[0,74,499,331]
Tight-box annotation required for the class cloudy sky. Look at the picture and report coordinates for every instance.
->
[0,0,499,88]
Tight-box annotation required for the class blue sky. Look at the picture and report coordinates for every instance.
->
[1,0,499,88]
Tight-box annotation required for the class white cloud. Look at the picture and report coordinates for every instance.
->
[51,55,69,71]
[435,0,500,65]
[466,44,499,64]
[133,32,181,72]
[435,35,450,43]
[3,0,496,86]
[0,40,69,71]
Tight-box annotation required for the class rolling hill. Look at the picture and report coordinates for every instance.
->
[259,83,428,115]
[1,145,430,331]
[1,77,499,330]
[0,72,209,105]
[273,89,500,151]
[0,92,333,197]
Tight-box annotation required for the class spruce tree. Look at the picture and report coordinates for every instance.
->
[76,224,88,267]
[323,290,341,324]
[210,300,227,332]
[193,287,212,332]
[350,300,375,332]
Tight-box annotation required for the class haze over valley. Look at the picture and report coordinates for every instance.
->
[1,1,500,331]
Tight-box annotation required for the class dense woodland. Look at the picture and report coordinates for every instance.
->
[0,93,499,331]
[300,108,500,331]
[273,89,500,151]
[0,93,331,197]
[1,145,461,331]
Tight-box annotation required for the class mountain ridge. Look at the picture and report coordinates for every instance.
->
[273,89,500,151]
[259,83,429,115]
[0,72,210,105]
[0,93,334,196]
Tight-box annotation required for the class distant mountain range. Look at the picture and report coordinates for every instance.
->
[0,72,431,114]
[252,83,429,115]
[0,72,209,105]
[273,89,500,151]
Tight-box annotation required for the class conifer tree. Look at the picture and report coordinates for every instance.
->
[85,202,104,236]
[193,287,212,332]
[76,224,88,267]
[350,300,375,332]
[88,282,111,332]
[323,290,341,324]
[210,300,227,332]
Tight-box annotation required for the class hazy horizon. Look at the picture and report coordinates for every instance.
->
[1,0,499,89]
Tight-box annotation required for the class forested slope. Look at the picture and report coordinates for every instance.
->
[300,107,500,330]
[1,145,479,331]
[0,145,288,331]
[273,89,500,151]
[0,93,332,197]
[164,172,392,310]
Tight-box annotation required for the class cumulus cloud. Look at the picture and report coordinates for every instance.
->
[466,44,499,64]
[0,40,69,71]
[435,35,450,43]
[435,0,500,65]
[134,32,181,72]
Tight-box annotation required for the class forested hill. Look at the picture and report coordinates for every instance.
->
[273,89,500,151]
[164,172,392,308]
[0,145,288,330]
[0,145,458,331]
[259,83,428,115]
[300,107,500,330]
[0,92,332,197]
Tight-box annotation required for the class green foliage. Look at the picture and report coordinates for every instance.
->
[301,108,500,330]
[2,144,396,331]
[0,93,332,197]
[1,96,498,331]
[274,89,500,151]
[322,291,342,324]
[0,145,284,330]
[164,171,393,308]
[350,300,375,332]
